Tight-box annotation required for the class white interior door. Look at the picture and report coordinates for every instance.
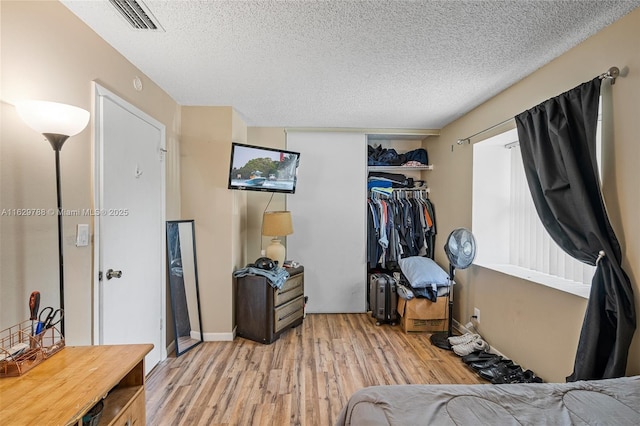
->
[94,84,165,373]
[286,131,366,313]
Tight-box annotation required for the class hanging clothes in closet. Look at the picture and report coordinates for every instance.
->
[367,189,436,270]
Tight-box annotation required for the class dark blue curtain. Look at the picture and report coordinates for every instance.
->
[515,77,635,381]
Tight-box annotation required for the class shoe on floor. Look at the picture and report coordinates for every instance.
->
[448,333,480,346]
[478,363,523,384]
[452,338,490,356]
[519,370,544,383]
[469,356,511,371]
[461,351,495,364]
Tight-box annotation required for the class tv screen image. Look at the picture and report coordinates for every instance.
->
[228,143,300,194]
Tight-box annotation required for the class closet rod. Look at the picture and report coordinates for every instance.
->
[370,188,429,194]
[390,187,429,191]
[370,187,430,198]
[455,65,621,146]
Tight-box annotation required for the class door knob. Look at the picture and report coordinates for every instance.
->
[106,269,123,280]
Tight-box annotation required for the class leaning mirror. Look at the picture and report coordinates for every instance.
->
[166,220,204,356]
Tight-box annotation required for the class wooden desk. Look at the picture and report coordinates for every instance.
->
[0,344,153,425]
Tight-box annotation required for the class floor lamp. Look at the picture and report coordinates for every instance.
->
[16,100,90,335]
[262,211,293,267]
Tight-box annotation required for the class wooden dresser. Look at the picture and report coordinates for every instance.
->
[236,266,304,344]
[0,344,152,425]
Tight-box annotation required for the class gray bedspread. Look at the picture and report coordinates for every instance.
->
[336,376,640,425]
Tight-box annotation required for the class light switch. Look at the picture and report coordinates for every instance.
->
[76,224,89,247]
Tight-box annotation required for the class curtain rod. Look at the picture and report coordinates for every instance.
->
[599,66,620,84]
[456,117,514,146]
[455,66,621,146]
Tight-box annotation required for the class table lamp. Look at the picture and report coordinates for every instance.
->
[262,211,293,267]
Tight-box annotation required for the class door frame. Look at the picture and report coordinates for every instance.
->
[92,82,167,362]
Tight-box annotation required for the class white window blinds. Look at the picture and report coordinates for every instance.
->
[509,145,596,284]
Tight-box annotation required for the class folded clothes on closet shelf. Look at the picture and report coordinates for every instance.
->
[367,180,393,191]
[367,145,429,167]
[368,171,415,188]
[368,145,405,166]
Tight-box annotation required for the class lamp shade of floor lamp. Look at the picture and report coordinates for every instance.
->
[16,100,90,336]
[262,211,293,267]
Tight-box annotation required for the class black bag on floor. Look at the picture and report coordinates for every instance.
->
[369,273,398,325]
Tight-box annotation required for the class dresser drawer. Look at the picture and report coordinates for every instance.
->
[274,273,304,306]
[274,296,304,333]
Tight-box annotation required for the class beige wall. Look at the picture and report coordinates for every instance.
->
[2,1,637,379]
[0,1,181,344]
[181,106,247,336]
[246,127,287,262]
[425,7,640,381]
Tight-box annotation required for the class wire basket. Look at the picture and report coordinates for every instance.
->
[0,320,65,377]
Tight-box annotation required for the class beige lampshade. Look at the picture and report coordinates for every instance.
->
[262,211,293,236]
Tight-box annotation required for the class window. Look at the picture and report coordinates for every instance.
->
[472,115,601,298]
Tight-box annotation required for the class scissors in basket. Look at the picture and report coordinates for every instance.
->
[35,307,64,335]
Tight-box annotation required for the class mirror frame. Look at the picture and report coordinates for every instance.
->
[166,219,204,356]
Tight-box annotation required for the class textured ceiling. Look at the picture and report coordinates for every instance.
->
[61,0,640,129]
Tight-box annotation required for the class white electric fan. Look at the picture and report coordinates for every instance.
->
[430,227,477,350]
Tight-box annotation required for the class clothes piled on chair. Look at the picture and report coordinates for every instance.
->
[367,190,436,270]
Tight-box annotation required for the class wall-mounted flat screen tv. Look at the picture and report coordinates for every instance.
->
[228,142,301,194]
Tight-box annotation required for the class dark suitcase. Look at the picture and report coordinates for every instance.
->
[369,273,398,325]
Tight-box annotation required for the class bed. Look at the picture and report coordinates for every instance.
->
[336,375,640,425]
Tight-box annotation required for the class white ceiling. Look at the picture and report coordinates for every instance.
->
[61,0,639,129]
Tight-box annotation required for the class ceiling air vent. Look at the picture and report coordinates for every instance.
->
[109,0,164,31]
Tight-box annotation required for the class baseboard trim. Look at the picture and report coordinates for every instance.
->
[166,339,176,355]
[452,318,472,335]
[203,326,236,342]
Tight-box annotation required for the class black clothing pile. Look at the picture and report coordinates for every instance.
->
[368,145,429,167]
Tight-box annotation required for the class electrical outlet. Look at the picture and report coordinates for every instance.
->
[473,307,481,323]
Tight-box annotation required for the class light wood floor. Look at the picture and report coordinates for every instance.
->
[146,313,485,425]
